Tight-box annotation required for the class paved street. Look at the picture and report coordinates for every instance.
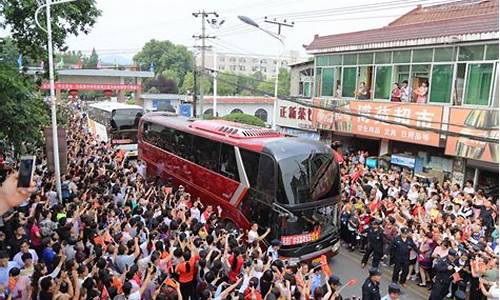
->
[331,249,429,300]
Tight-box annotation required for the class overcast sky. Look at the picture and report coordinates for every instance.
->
[12,0,449,60]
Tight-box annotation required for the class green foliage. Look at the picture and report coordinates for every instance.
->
[180,71,194,94]
[0,62,50,154]
[55,50,81,65]
[216,72,237,95]
[147,86,160,94]
[83,47,98,69]
[133,39,193,89]
[144,75,178,94]
[161,69,179,86]
[221,113,265,127]
[0,0,101,61]
[126,98,136,105]
[0,37,19,68]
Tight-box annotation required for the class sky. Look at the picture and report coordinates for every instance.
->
[11,0,451,62]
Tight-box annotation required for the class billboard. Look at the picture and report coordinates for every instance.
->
[445,107,498,163]
[312,100,443,147]
[276,99,315,131]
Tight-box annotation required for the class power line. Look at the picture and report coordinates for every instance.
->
[199,67,498,144]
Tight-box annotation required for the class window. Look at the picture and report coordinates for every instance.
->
[342,67,356,97]
[240,149,260,187]
[321,68,334,97]
[330,55,342,65]
[464,63,493,105]
[317,56,328,66]
[257,154,276,198]
[358,53,373,65]
[229,57,236,62]
[303,81,312,98]
[219,144,239,181]
[159,127,176,152]
[454,64,466,105]
[374,66,392,99]
[254,109,268,122]
[394,65,410,83]
[434,48,455,62]
[486,44,499,60]
[203,108,213,116]
[218,65,225,70]
[219,56,225,62]
[239,58,246,63]
[430,64,453,103]
[343,54,356,65]
[239,65,246,71]
[375,52,391,64]
[393,50,411,63]
[193,136,220,172]
[459,45,484,61]
[411,64,430,102]
[315,68,322,97]
[231,108,243,114]
[172,130,193,160]
[357,66,373,99]
[412,49,433,63]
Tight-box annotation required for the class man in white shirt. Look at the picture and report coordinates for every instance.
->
[266,239,281,262]
[13,240,38,268]
[247,223,271,244]
[463,180,475,195]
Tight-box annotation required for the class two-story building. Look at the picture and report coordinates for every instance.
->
[301,0,498,191]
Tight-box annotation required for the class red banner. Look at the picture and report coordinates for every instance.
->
[41,83,141,90]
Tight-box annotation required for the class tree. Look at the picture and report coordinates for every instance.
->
[216,73,237,96]
[133,39,192,87]
[0,0,101,61]
[278,68,290,96]
[147,87,160,94]
[161,69,179,87]
[0,62,50,154]
[144,75,178,94]
[222,113,265,127]
[180,71,194,94]
[83,47,98,69]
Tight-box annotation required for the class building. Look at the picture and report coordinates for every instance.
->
[285,0,498,192]
[138,93,187,113]
[289,60,314,98]
[196,50,305,79]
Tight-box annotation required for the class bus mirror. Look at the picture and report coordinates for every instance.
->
[286,214,298,223]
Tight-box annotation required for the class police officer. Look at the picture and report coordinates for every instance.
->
[428,249,459,300]
[362,268,381,300]
[361,219,384,268]
[391,227,418,287]
[381,283,401,300]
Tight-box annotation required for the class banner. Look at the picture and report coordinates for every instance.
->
[277,99,315,131]
[41,83,141,90]
[445,107,498,163]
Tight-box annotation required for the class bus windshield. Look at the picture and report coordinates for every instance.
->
[277,151,337,205]
[111,109,144,130]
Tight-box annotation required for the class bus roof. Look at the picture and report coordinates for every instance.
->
[89,101,143,112]
[141,112,288,152]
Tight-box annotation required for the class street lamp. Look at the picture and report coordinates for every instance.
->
[238,15,285,130]
[35,0,76,202]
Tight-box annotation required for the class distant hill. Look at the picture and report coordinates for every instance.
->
[99,55,133,65]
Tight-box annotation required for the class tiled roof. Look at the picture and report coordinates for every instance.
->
[202,97,274,104]
[306,0,499,52]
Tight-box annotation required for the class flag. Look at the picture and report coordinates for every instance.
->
[149,62,155,73]
[17,54,23,71]
[101,286,109,300]
[319,255,332,276]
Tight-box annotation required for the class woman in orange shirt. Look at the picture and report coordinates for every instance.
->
[175,250,197,300]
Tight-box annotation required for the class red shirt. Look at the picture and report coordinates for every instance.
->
[30,224,41,247]
[228,255,244,282]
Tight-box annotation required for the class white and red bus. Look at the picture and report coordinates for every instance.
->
[138,113,341,261]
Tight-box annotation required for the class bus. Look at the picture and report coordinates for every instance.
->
[87,102,145,156]
[138,113,342,261]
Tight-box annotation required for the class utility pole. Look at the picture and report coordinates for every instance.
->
[192,53,198,117]
[192,10,218,118]
[264,17,293,130]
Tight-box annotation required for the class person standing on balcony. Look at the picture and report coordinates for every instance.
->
[414,81,428,104]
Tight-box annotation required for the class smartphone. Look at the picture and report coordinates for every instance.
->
[18,155,36,188]
[304,275,309,280]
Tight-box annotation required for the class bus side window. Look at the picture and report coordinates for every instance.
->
[257,154,276,198]
[219,144,239,181]
[192,136,221,172]
[240,149,259,187]
[172,131,193,160]
[160,128,175,152]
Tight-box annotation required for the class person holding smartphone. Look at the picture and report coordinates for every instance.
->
[0,172,36,216]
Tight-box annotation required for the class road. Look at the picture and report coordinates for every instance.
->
[330,249,429,299]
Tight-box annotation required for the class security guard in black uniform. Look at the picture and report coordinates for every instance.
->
[428,249,459,300]
[361,219,384,268]
[362,268,382,300]
[391,227,418,286]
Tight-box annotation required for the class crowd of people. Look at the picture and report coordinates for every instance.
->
[0,103,497,300]
[335,148,499,300]
[0,106,371,300]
